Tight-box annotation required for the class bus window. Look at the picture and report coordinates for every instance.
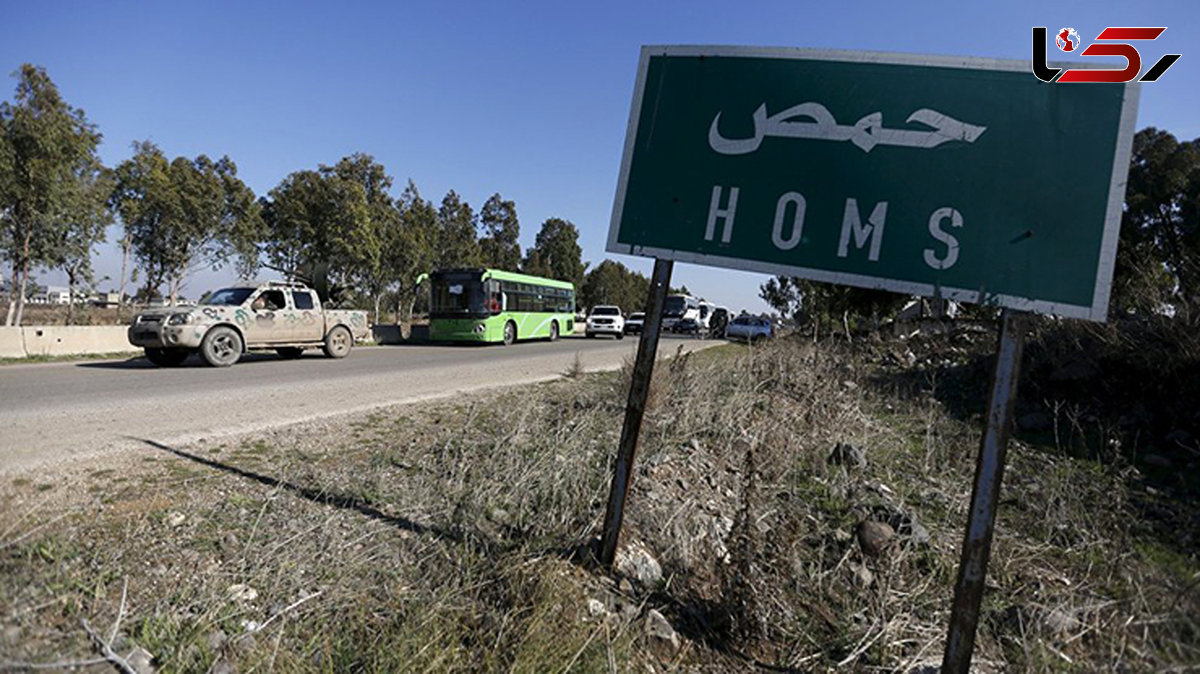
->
[486,279,502,314]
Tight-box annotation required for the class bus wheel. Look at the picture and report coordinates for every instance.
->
[549,321,559,342]
[503,321,517,346]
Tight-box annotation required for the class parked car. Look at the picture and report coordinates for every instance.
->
[672,317,702,336]
[586,305,625,339]
[725,315,774,343]
[128,280,369,367]
[624,312,645,335]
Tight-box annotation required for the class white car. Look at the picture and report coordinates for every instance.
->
[586,306,625,339]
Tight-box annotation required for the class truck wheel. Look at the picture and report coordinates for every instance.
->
[200,327,242,367]
[276,347,304,359]
[548,321,559,342]
[616,332,625,340]
[323,326,352,358]
[145,347,189,367]
[503,321,517,346]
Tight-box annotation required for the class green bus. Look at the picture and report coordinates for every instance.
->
[427,268,576,344]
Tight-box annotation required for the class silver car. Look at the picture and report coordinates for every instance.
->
[725,315,774,343]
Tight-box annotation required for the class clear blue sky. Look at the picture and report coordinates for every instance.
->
[4,0,1198,312]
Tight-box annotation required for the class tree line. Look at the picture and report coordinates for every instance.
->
[0,64,667,327]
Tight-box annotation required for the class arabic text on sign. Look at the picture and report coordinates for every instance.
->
[708,102,988,155]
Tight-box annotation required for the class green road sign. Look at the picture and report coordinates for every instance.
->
[607,46,1139,321]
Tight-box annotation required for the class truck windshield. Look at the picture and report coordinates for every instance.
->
[431,271,487,318]
[202,288,254,306]
[592,307,620,316]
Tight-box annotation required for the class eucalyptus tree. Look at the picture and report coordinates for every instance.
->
[523,217,586,290]
[1,64,106,325]
[388,180,437,327]
[581,259,649,313]
[260,154,385,306]
[47,165,113,324]
[111,141,261,305]
[433,190,479,270]
[326,154,395,318]
[478,193,521,270]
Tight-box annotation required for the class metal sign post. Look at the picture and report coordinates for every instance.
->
[599,257,673,566]
[942,309,1027,673]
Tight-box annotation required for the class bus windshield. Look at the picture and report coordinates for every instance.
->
[664,296,694,317]
[431,271,487,318]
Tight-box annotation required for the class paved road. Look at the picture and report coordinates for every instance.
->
[0,334,718,475]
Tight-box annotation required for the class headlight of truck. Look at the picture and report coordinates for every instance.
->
[167,313,192,326]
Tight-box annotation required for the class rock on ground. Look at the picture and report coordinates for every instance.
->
[857,520,896,557]
[645,609,680,652]
[615,542,663,587]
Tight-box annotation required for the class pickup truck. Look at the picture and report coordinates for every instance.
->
[128,280,370,367]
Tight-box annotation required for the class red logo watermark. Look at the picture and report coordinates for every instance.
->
[1033,26,1180,83]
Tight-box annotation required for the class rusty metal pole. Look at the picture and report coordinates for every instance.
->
[599,257,673,566]
[942,309,1028,673]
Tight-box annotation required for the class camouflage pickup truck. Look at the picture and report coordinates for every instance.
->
[128,280,370,367]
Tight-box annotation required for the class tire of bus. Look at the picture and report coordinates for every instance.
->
[503,321,517,346]
[549,321,559,342]
[323,325,353,358]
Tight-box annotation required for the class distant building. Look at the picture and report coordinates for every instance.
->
[89,292,122,307]
[31,286,72,304]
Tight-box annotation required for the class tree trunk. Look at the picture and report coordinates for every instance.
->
[4,265,16,326]
[169,273,181,306]
[14,262,29,327]
[66,269,76,326]
[13,233,32,326]
[117,234,130,322]
[373,293,381,327]
[404,293,418,340]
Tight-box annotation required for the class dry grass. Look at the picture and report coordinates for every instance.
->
[1,335,1198,672]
